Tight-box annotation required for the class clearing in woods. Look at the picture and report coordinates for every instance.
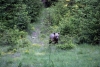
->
[0,7,100,67]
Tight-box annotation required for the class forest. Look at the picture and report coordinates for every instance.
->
[0,0,100,67]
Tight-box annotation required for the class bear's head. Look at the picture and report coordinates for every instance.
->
[54,33,59,40]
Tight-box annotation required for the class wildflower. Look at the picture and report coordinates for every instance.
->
[13,49,17,52]
[25,50,29,54]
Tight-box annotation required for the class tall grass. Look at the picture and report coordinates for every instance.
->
[0,44,100,67]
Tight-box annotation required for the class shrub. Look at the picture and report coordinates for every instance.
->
[23,0,43,23]
[54,0,100,45]
[56,43,76,50]
[24,50,29,54]
[17,38,31,48]
[0,0,31,30]
[0,28,29,47]
[56,37,76,50]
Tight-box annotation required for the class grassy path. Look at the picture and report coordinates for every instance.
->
[0,43,100,67]
[27,8,52,45]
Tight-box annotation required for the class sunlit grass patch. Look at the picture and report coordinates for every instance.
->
[24,50,30,54]
[56,43,76,50]
[1,52,6,55]
[7,51,14,55]
[0,50,15,56]
[13,57,21,61]
[35,52,45,56]
[0,51,13,56]
[32,44,41,47]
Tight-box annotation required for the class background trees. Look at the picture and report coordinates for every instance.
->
[0,0,99,46]
[48,0,100,45]
[0,0,42,46]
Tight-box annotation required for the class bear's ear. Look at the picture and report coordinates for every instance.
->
[58,33,60,34]
[53,33,55,35]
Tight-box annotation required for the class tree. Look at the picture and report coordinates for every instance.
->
[0,0,30,45]
[23,0,42,23]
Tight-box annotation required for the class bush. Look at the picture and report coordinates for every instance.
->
[51,0,100,45]
[23,0,43,23]
[57,36,76,50]
[0,28,28,46]
[0,0,31,30]
[56,43,76,50]
[17,38,31,48]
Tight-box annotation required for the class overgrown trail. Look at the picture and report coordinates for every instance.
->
[27,23,43,45]
[27,8,52,45]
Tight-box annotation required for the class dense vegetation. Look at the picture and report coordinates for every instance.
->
[0,0,42,46]
[0,0,100,67]
[48,0,100,45]
[0,0,99,46]
[0,44,100,67]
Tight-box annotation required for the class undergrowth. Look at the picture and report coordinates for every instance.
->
[0,44,100,67]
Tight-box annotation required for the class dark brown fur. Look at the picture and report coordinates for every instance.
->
[49,33,59,44]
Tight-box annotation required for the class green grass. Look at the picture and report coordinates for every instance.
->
[0,2,100,67]
[0,44,100,67]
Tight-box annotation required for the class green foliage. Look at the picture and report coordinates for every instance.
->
[49,1,66,25]
[0,0,42,47]
[0,0,30,30]
[1,43,100,67]
[0,28,27,46]
[23,0,43,23]
[57,36,76,50]
[56,43,76,50]
[50,0,100,44]
[17,37,31,48]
